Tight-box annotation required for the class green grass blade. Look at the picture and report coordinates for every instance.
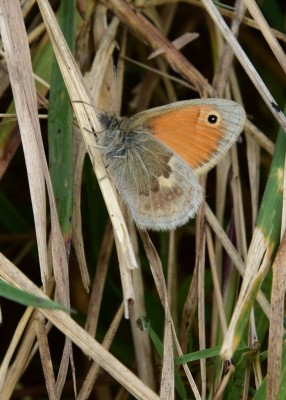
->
[256,122,286,249]
[0,279,72,312]
[48,0,76,240]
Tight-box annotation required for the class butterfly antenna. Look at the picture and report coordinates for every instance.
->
[113,65,120,117]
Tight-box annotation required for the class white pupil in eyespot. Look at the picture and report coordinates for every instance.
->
[208,114,218,124]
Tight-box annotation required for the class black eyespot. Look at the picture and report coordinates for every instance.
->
[208,114,218,124]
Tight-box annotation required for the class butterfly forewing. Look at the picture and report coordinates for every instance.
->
[128,99,246,175]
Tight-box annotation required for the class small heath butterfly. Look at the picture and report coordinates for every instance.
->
[97,98,246,231]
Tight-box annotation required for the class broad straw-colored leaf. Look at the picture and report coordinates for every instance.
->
[0,0,48,287]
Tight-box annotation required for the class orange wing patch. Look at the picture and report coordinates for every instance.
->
[147,106,226,169]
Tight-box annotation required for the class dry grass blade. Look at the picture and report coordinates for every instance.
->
[0,124,21,180]
[148,32,199,59]
[267,231,286,399]
[35,313,57,399]
[232,143,248,257]
[206,226,228,335]
[196,199,207,399]
[244,119,275,155]
[78,302,125,399]
[246,133,260,230]
[85,220,114,336]
[0,306,34,391]
[72,129,90,291]
[160,320,174,399]
[128,225,156,390]
[180,262,198,351]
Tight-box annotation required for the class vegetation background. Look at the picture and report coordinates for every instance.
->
[0,0,286,399]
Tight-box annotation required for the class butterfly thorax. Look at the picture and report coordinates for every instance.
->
[97,111,148,161]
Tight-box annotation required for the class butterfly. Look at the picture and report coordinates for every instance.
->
[96,98,246,231]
